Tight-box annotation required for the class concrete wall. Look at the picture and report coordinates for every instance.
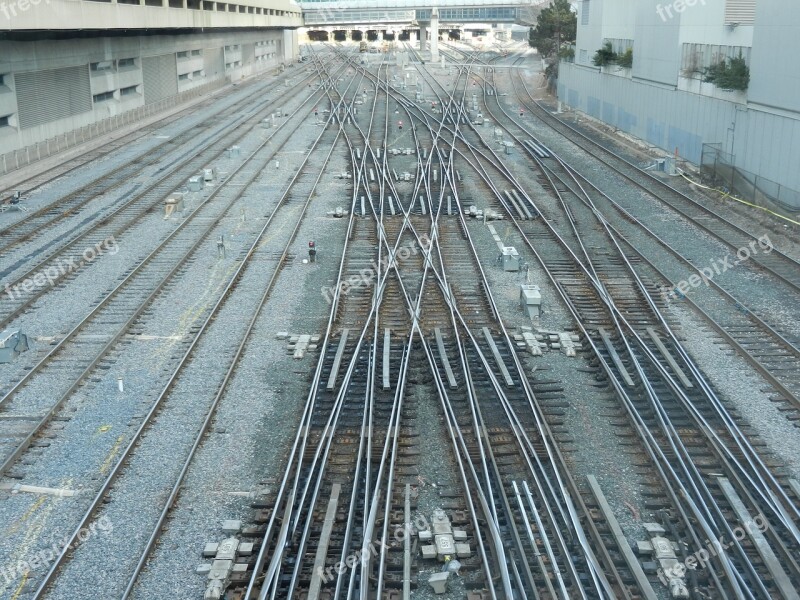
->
[748,0,800,114]
[558,62,800,200]
[0,29,296,152]
[0,0,301,31]
[575,0,636,66]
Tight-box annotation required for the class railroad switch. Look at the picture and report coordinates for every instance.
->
[637,522,689,598]
[519,285,542,319]
[164,193,184,219]
[198,523,254,600]
[276,332,321,359]
[0,191,28,213]
[0,329,29,364]
[499,246,520,271]
[418,509,471,561]
[326,207,348,218]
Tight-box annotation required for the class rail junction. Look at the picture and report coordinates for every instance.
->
[0,42,799,600]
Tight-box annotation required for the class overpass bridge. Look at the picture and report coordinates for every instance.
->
[300,0,541,27]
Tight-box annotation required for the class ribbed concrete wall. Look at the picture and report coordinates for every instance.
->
[0,29,296,153]
[0,0,301,31]
[558,62,800,203]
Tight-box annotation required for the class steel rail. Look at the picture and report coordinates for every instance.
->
[28,53,350,600]
[0,60,350,482]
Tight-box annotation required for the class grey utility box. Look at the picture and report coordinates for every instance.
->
[0,329,29,363]
[520,285,542,319]
[501,246,520,271]
[188,176,203,192]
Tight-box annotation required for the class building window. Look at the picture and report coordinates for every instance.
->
[118,58,135,68]
[177,51,189,58]
[93,91,115,103]
[191,49,202,56]
[193,70,203,77]
[90,61,114,72]
[579,49,588,64]
[179,73,190,80]
[581,0,590,26]
[681,43,751,79]
[0,115,11,127]
[120,85,138,96]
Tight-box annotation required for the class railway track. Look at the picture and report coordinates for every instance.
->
[0,65,317,261]
[457,60,800,421]
[0,63,339,334]
[0,67,310,201]
[229,47,635,600]
[3,44,797,600]
[0,56,350,475]
[424,54,800,597]
[0,54,355,600]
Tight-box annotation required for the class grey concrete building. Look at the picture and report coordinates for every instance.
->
[558,0,800,210]
[0,0,302,167]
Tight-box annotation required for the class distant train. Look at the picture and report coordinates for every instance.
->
[359,41,368,53]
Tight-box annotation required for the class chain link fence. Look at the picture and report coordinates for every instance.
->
[701,143,800,215]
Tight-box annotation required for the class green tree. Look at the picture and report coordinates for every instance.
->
[703,54,749,91]
[617,47,633,68]
[529,0,577,58]
[592,42,616,67]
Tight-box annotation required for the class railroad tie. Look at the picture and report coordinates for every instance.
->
[383,328,391,390]
[482,327,514,387]
[598,328,635,387]
[586,475,658,600]
[434,328,458,389]
[646,327,693,389]
[326,329,350,391]
[307,483,341,600]
[717,477,800,600]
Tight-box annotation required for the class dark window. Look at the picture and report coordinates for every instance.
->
[0,115,10,127]
[90,61,114,72]
[179,73,190,80]
[120,85,138,96]
[93,91,115,102]
[192,70,203,77]
[118,58,135,68]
